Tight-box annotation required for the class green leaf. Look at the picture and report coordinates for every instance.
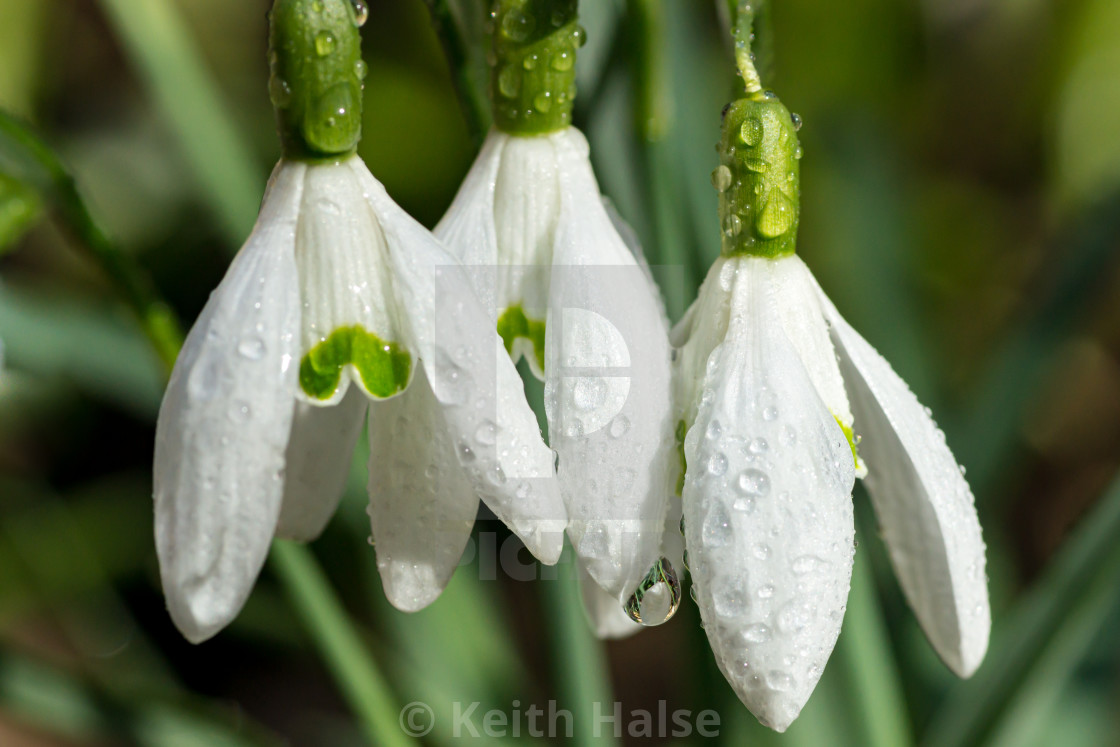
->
[924,473,1120,747]
[0,171,42,252]
[95,0,263,243]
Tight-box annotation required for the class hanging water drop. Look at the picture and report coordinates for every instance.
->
[623,558,682,625]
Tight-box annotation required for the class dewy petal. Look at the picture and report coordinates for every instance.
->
[577,562,642,640]
[295,157,410,405]
[367,369,477,612]
[436,128,557,360]
[351,158,567,564]
[545,127,674,603]
[275,386,367,541]
[769,257,852,427]
[682,258,856,732]
[153,160,304,643]
[813,280,991,677]
[434,129,507,316]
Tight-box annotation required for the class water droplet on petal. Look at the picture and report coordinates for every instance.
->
[708,452,728,476]
[608,416,630,438]
[742,623,772,643]
[237,337,266,360]
[702,503,733,547]
[736,469,771,497]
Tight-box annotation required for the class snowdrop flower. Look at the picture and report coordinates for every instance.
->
[154,0,564,643]
[435,0,677,634]
[673,93,990,730]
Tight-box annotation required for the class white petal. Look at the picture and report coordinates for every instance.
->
[682,258,855,732]
[672,257,734,418]
[492,130,561,318]
[153,160,304,643]
[351,158,567,564]
[367,370,477,611]
[295,157,409,405]
[603,197,669,332]
[275,387,367,541]
[434,129,507,316]
[770,257,852,426]
[545,127,674,604]
[814,282,990,677]
[435,128,556,366]
[577,562,642,640]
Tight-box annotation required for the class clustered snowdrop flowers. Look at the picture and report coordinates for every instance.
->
[152,0,990,733]
[671,90,990,729]
[154,0,564,643]
[434,0,678,636]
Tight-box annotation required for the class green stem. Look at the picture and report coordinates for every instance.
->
[625,0,671,143]
[422,0,491,146]
[541,553,619,747]
[270,542,415,747]
[0,111,183,372]
[723,0,763,92]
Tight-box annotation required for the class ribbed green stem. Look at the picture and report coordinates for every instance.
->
[714,95,801,258]
[271,542,414,747]
[724,0,763,93]
[0,111,183,372]
[489,0,583,134]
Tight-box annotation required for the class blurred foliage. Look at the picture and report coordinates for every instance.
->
[1,0,1120,745]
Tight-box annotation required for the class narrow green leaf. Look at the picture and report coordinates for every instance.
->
[0,171,42,252]
[95,0,262,243]
[270,541,416,747]
[540,551,619,747]
[925,473,1120,747]
[0,111,184,371]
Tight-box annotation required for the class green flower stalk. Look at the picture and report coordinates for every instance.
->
[489,0,583,134]
[154,0,566,646]
[714,95,802,258]
[269,0,367,159]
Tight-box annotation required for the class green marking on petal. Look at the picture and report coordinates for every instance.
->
[834,415,865,474]
[496,305,546,372]
[675,419,688,495]
[299,325,411,400]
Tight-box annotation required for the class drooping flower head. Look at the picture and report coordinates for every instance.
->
[154,0,565,643]
[673,36,991,731]
[436,0,680,634]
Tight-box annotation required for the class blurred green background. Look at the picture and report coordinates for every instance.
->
[2,0,1120,744]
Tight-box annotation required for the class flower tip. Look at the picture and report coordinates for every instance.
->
[378,560,448,613]
[165,590,233,645]
[525,525,566,566]
[945,621,990,679]
[739,688,806,733]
